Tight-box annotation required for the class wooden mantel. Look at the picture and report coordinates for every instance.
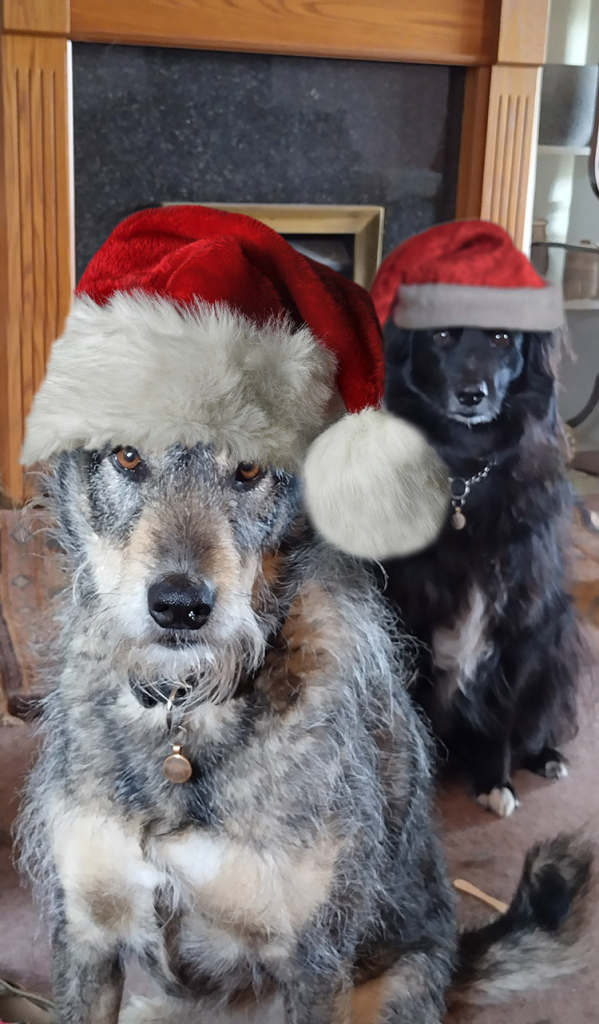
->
[67,0,500,65]
[0,0,550,503]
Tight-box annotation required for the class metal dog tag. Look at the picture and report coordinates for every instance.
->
[451,509,467,530]
[163,744,193,783]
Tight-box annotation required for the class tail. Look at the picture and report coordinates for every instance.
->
[449,833,593,1006]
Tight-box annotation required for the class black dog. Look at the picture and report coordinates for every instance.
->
[382,324,584,817]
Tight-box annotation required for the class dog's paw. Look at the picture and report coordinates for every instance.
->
[119,996,283,1024]
[476,785,520,818]
[525,746,569,780]
[118,997,161,1024]
[119,996,193,1024]
[119,995,282,1019]
[540,757,569,780]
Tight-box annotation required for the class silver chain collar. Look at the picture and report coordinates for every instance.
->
[448,460,496,530]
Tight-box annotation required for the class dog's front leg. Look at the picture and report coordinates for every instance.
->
[283,973,351,1024]
[51,926,124,1024]
[467,728,519,818]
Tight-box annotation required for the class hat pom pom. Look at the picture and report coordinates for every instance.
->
[304,408,450,559]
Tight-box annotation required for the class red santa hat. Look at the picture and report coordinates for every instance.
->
[21,204,449,559]
[370,219,564,331]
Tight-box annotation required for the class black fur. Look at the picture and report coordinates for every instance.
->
[382,324,585,808]
[451,833,594,1004]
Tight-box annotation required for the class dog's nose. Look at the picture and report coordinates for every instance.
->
[456,385,485,407]
[148,575,215,630]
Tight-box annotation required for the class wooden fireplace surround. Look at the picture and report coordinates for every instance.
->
[0,0,551,503]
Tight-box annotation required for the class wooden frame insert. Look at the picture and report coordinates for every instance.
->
[166,203,384,289]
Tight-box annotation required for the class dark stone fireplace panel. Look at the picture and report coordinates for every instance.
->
[73,43,464,280]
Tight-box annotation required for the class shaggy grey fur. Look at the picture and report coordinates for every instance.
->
[17,444,592,1024]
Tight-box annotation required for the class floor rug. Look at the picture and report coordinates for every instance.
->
[0,510,65,723]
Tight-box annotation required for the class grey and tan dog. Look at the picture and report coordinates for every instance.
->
[18,443,592,1024]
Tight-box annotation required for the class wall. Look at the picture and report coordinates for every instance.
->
[546,0,598,64]
[72,44,464,279]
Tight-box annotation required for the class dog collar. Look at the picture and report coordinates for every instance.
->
[129,676,192,708]
[127,677,203,783]
[448,459,496,530]
[129,625,284,784]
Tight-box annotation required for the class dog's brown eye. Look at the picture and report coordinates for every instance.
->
[433,330,451,344]
[235,462,263,483]
[114,447,142,471]
[492,332,512,346]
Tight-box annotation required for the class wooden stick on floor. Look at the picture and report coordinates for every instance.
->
[453,878,509,914]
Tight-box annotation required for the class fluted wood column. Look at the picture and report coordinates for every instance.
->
[0,0,73,504]
[456,0,551,251]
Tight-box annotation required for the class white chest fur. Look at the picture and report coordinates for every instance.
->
[154,830,333,946]
[432,586,491,697]
[52,805,334,958]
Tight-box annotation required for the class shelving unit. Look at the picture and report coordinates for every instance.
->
[533,1,599,258]
[531,0,599,440]
[538,144,590,156]
[563,298,599,309]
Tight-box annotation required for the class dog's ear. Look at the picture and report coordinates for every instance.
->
[511,331,556,423]
[49,449,95,558]
[521,331,556,393]
[384,325,414,413]
[384,322,412,368]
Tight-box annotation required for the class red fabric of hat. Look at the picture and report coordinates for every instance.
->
[371,219,563,332]
[77,205,384,415]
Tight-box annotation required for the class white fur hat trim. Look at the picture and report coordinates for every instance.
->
[304,407,449,559]
[21,292,337,469]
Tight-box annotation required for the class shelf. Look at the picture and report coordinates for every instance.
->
[538,144,591,156]
[564,298,599,310]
